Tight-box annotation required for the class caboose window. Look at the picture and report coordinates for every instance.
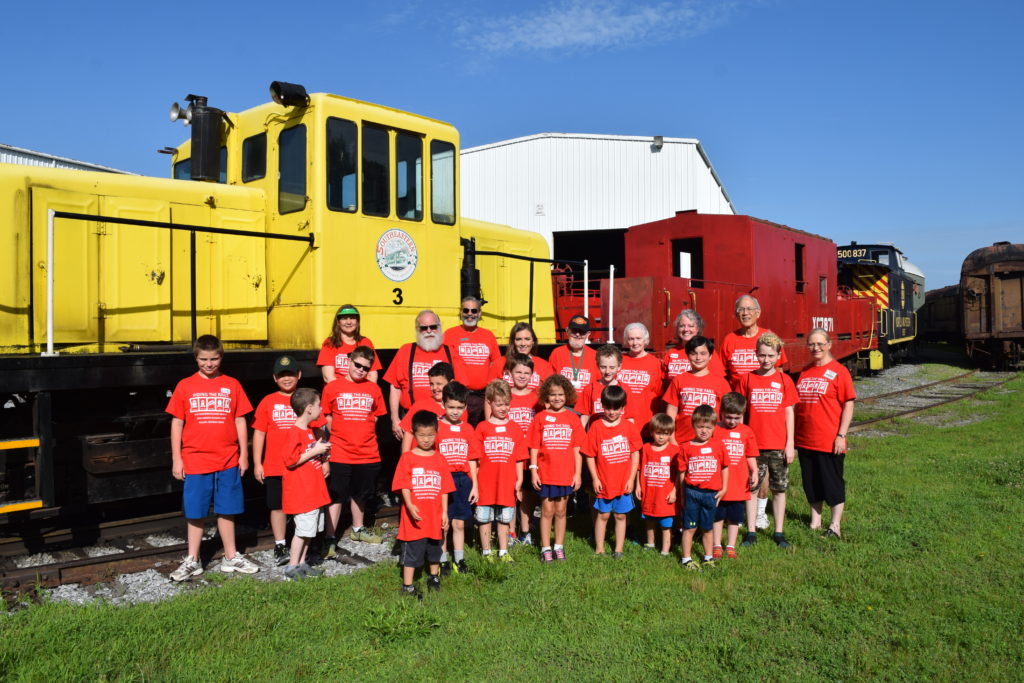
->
[396,133,423,221]
[820,276,828,304]
[242,133,266,182]
[671,238,703,288]
[278,125,307,214]
[431,140,456,225]
[795,243,806,293]
[326,117,357,213]
[363,125,390,217]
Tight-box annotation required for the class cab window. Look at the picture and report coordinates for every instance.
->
[430,140,455,225]
[278,125,306,214]
[173,147,227,184]
[363,125,389,217]
[326,117,358,213]
[396,133,423,221]
[242,133,266,182]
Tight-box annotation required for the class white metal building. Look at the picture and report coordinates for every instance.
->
[460,133,735,252]
[0,143,130,174]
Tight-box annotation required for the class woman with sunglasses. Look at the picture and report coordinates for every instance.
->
[489,322,554,390]
[316,305,381,384]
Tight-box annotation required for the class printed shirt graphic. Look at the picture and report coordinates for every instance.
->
[322,377,386,463]
[795,360,856,452]
[528,410,586,486]
[584,419,642,499]
[661,372,731,443]
[663,349,726,381]
[384,343,464,409]
[475,420,528,507]
[548,344,599,391]
[443,326,501,390]
[392,451,455,541]
[435,420,480,474]
[252,392,298,476]
[508,391,542,435]
[739,371,797,450]
[577,379,636,421]
[717,327,789,389]
[316,336,382,374]
[680,439,727,490]
[489,355,554,391]
[166,373,252,474]
[638,443,679,518]
[619,354,664,425]
[713,425,759,501]
[281,426,330,515]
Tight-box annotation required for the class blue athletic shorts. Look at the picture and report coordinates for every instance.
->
[448,472,474,521]
[714,499,745,524]
[183,466,244,519]
[642,514,675,529]
[539,484,574,499]
[593,493,635,514]
[682,485,716,531]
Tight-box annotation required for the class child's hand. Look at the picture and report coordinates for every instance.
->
[407,503,422,522]
[253,463,265,483]
[322,461,330,478]
[714,489,726,504]
[749,475,759,493]
[572,473,582,492]
[531,469,541,491]
[310,440,330,457]
[468,486,479,505]
[666,488,677,504]
[441,512,449,531]
[623,480,634,495]
[172,462,185,481]
[593,477,604,495]
[391,417,404,442]
[634,486,643,501]
[515,486,523,502]
[785,446,796,464]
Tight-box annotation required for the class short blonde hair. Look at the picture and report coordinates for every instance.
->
[756,332,783,352]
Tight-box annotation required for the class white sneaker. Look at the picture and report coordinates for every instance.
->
[755,513,770,530]
[170,556,203,582]
[220,552,260,574]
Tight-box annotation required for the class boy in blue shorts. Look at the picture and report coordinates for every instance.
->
[678,404,729,570]
[434,381,480,575]
[166,335,260,581]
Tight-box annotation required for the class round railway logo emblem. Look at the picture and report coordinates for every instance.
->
[375,229,418,282]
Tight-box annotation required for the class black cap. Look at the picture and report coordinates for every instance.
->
[273,355,298,375]
[568,315,590,333]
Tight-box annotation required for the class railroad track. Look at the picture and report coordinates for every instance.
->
[851,370,1019,431]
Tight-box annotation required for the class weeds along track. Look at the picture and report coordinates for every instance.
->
[851,370,1019,431]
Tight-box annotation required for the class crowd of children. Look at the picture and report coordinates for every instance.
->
[167,307,839,593]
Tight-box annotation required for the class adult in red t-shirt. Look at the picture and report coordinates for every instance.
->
[663,309,725,383]
[620,322,665,429]
[717,295,788,389]
[548,315,599,392]
[443,296,501,423]
[316,304,382,383]
[488,322,554,391]
[662,337,731,445]
[795,329,855,539]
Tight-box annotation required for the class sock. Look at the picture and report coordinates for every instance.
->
[482,549,492,556]
[554,544,563,551]
[498,549,508,557]
[439,552,450,563]
[757,498,768,516]
[703,555,712,561]
[713,544,722,550]
[541,546,552,553]
[352,525,363,533]
[453,549,464,563]
[681,556,692,564]
[726,545,735,550]
[275,539,286,546]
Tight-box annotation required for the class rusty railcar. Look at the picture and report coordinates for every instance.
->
[961,242,1024,368]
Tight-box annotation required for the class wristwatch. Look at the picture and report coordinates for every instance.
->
[837,433,846,438]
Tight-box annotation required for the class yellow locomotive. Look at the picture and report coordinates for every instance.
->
[0,82,553,518]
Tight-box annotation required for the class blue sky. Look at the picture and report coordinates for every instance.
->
[3,0,1020,286]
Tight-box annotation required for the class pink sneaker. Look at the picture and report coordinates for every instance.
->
[554,548,566,561]
[540,549,554,563]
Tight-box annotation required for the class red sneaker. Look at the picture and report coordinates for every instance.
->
[712,545,723,559]
[725,546,737,559]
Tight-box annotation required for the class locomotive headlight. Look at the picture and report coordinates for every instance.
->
[270,81,310,107]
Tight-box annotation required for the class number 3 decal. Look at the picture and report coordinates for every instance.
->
[392,288,403,305]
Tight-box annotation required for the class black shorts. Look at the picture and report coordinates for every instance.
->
[264,475,283,510]
[448,472,474,521]
[327,462,381,506]
[798,448,845,506]
[399,538,443,568]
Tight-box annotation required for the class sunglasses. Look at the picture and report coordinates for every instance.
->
[351,360,372,372]
[462,308,480,314]
[418,324,440,332]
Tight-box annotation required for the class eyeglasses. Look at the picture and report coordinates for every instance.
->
[807,342,829,348]
[418,324,440,332]
[736,307,759,313]
[351,360,372,372]
[462,308,479,314]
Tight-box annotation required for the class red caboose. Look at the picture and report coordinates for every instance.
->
[557,211,879,370]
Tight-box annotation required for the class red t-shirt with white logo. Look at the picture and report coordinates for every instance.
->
[527,409,586,487]
[619,354,664,426]
[717,327,789,389]
[662,372,731,444]
[384,343,463,409]
[489,355,554,391]
[435,420,479,474]
[475,420,528,507]
[738,370,797,450]
[281,425,331,515]
[443,326,501,390]
[584,418,642,499]
[663,349,726,382]
[316,336,382,375]
[548,344,599,392]
[577,379,636,421]
[321,377,386,464]
[399,400,466,433]
[252,392,297,477]
[508,391,542,436]
[392,450,455,541]
[795,360,856,452]
[166,373,253,475]
[679,439,727,490]
[714,425,759,501]
[638,443,679,518]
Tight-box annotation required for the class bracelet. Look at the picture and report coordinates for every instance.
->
[528,465,539,470]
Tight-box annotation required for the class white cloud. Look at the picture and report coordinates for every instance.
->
[458,0,742,55]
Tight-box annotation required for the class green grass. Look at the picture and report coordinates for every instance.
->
[3,377,1023,681]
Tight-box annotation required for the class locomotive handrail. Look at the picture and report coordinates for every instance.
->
[44,210,315,356]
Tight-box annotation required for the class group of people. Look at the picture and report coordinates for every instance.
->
[165,294,855,593]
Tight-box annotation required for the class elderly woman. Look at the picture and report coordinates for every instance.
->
[489,322,554,390]
[620,322,664,426]
[794,328,855,539]
[664,309,724,382]
[316,304,381,383]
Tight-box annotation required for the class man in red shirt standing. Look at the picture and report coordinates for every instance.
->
[443,296,501,425]
[548,315,598,393]
[717,295,788,390]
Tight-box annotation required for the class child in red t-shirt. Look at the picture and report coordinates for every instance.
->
[252,355,302,566]
[712,393,759,559]
[321,345,387,550]
[434,381,480,575]
[399,362,455,451]
[529,374,585,563]
[493,354,542,545]
[281,388,331,580]
[578,344,633,428]
[636,413,679,555]
[392,410,456,598]
[738,332,797,548]
[678,405,729,571]
[663,336,731,445]
[584,385,641,557]
[475,380,529,561]
[166,335,258,582]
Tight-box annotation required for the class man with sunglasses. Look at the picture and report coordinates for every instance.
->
[385,310,463,441]
[444,296,501,425]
